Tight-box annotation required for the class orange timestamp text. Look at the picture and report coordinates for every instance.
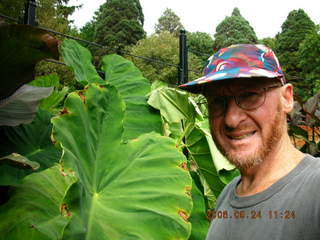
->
[211,210,296,220]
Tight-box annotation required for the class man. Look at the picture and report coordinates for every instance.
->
[179,44,320,240]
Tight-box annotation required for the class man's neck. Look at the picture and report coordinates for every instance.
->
[236,134,305,197]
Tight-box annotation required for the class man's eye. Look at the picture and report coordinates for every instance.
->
[239,92,259,98]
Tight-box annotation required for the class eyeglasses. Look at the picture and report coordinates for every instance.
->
[204,85,282,117]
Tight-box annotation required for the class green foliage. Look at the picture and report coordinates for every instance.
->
[79,20,96,43]
[189,182,210,240]
[0,0,78,33]
[187,31,214,64]
[94,0,145,54]
[0,165,77,239]
[148,85,240,237]
[258,37,277,50]
[275,9,316,92]
[155,8,184,37]
[0,109,61,185]
[61,39,104,85]
[52,84,192,239]
[62,39,162,139]
[298,28,320,98]
[0,37,242,239]
[0,0,24,19]
[0,39,194,239]
[101,54,162,139]
[127,31,203,85]
[28,74,69,113]
[213,7,258,51]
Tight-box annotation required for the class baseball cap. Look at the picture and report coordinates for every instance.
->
[179,44,286,93]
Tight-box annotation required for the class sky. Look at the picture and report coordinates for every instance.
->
[68,0,320,39]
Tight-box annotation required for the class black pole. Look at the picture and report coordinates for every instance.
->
[24,0,37,26]
[179,29,188,85]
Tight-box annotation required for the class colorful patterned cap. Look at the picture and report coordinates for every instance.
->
[179,44,286,93]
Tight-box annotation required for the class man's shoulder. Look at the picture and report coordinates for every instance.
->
[295,154,320,188]
[302,154,320,177]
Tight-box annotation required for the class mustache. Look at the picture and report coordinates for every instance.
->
[224,124,256,133]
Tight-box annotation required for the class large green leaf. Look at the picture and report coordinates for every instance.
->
[61,39,104,85]
[0,24,59,99]
[188,181,210,240]
[28,74,69,113]
[0,164,77,240]
[196,121,239,185]
[0,109,61,185]
[148,87,198,123]
[0,153,40,170]
[148,86,238,196]
[51,83,192,239]
[186,125,226,197]
[102,54,162,139]
[0,85,53,126]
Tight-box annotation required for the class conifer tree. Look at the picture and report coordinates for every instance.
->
[275,9,316,88]
[213,8,258,51]
[154,8,184,37]
[94,0,145,53]
[297,27,320,98]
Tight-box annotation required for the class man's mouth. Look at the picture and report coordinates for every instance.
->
[227,131,256,140]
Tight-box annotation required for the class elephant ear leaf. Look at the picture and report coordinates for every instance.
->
[0,85,53,126]
[0,164,77,240]
[102,54,162,140]
[51,83,192,239]
[0,153,39,170]
[61,39,104,85]
[0,24,59,99]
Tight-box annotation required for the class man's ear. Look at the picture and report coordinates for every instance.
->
[281,84,294,113]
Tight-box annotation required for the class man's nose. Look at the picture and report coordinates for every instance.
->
[223,97,247,128]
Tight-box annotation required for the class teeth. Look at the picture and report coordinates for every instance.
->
[230,132,254,140]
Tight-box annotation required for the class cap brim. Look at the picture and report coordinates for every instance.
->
[178,67,284,94]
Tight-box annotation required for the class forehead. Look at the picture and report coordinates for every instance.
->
[202,78,279,96]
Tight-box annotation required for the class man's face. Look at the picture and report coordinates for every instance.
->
[204,79,290,170]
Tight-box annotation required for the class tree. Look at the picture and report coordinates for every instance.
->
[275,9,316,88]
[298,26,320,98]
[258,37,277,50]
[154,8,184,37]
[94,0,145,54]
[213,7,258,51]
[0,0,24,19]
[187,31,214,64]
[127,31,203,85]
[0,0,78,33]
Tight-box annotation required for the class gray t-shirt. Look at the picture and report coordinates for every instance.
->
[206,155,320,240]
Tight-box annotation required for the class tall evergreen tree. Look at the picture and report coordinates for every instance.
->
[186,31,214,64]
[275,9,316,88]
[213,8,258,51]
[154,8,184,37]
[94,0,145,54]
[297,26,320,98]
